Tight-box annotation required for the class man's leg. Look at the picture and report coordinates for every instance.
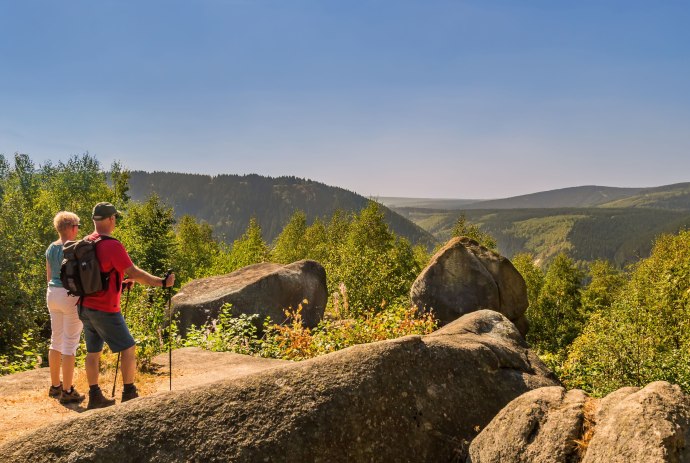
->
[120,345,136,384]
[85,351,101,386]
[80,306,115,409]
[118,343,138,402]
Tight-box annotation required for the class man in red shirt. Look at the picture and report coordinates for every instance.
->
[80,202,175,409]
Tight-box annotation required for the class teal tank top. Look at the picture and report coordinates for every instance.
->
[45,242,64,288]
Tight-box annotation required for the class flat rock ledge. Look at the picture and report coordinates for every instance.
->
[1,310,557,463]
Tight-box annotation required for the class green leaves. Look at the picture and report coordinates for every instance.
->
[451,214,497,250]
[225,217,269,272]
[0,153,126,365]
[117,194,176,276]
[526,253,584,355]
[562,230,690,396]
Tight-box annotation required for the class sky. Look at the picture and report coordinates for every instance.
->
[1,1,689,199]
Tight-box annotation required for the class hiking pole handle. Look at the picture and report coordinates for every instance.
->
[162,268,174,289]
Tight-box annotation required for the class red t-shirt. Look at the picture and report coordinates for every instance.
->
[81,232,133,313]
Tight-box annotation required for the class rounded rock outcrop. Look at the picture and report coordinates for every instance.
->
[411,237,528,332]
[172,259,327,335]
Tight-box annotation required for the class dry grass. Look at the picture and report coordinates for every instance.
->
[0,354,168,447]
[72,351,165,397]
[573,397,598,459]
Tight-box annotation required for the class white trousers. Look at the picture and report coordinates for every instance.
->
[46,286,82,356]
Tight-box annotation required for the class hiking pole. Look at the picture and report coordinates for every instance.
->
[112,282,132,397]
[164,269,174,391]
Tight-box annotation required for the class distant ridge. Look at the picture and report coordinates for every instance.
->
[463,185,643,209]
[381,183,690,212]
[598,182,690,210]
[384,182,690,265]
[378,197,484,210]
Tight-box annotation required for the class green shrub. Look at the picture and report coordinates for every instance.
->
[0,330,45,375]
[562,230,690,396]
[181,302,437,362]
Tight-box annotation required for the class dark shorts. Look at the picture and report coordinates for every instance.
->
[78,306,135,353]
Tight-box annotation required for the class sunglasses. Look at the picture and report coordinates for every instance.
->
[73,223,81,228]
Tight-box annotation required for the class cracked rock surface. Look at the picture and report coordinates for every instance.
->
[468,381,690,463]
[2,310,557,463]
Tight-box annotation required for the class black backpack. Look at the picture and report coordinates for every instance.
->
[60,236,117,297]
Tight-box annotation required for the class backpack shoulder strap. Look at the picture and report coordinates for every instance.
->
[92,235,121,291]
[88,235,119,245]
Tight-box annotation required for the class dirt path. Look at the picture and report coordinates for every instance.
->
[0,347,288,446]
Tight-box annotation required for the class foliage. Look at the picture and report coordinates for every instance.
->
[270,210,308,264]
[125,171,437,248]
[117,194,176,277]
[174,215,222,282]
[450,213,497,250]
[563,230,690,396]
[511,253,544,309]
[0,330,44,375]
[118,285,172,370]
[182,302,437,362]
[224,217,269,272]
[0,153,429,375]
[293,304,436,361]
[183,305,265,355]
[526,253,584,357]
[580,260,626,316]
[325,202,421,315]
[0,153,117,356]
[5,151,690,403]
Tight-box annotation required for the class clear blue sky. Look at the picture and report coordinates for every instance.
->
[1,1,689,198]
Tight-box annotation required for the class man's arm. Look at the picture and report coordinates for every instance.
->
[123,265,175,288]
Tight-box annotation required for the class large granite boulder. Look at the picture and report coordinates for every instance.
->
[467,387,589,462]
[411,237,528,330]
[2,310,558,463]
[172,259,327,335]
[583,382,690,463]
[468,381,690,463]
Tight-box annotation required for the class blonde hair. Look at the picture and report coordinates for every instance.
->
[53,211,80,233]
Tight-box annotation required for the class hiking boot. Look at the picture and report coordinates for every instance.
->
[48,382,62,398]
[86,387,116,410]
[60,386,85,404]
[121,385,139,403]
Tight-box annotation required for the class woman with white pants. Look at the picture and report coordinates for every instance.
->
[46,211,85,403]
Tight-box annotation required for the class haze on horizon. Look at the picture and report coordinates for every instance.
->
[1,1,689,199]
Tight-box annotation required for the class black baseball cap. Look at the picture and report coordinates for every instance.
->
[92,202,122,220]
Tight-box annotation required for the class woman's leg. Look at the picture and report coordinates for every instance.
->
[47,287,64,387]
[49,349,62,387]
[61,294,83,390]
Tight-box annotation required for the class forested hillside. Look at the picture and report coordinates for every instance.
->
[397,207,690,265]
[127,171,437,247]
[598,182,690,210]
